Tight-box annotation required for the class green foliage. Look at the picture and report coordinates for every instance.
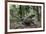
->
[10,5,41,29]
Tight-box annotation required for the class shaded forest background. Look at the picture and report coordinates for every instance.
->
[10,4,41,29]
